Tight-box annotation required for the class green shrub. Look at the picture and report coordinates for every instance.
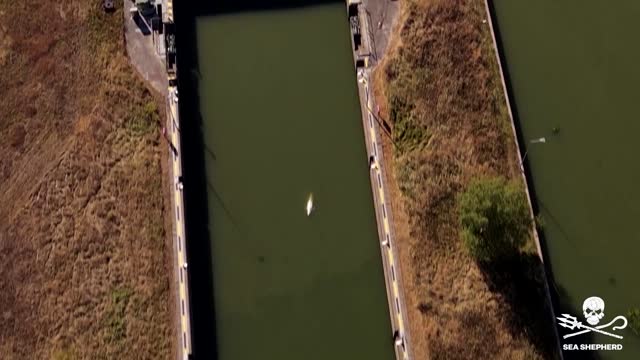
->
[125,101,159,136]
[458,176,531,261]
[52,349,75,360]
[105,288,132,342]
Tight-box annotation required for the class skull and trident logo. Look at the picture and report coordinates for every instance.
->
[557,296,628,339]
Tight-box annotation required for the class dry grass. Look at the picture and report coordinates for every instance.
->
[374,0,558,358]
[0,1,172,358]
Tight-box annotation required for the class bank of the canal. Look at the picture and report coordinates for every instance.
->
[173,0,395,359]
[490,1,640,358]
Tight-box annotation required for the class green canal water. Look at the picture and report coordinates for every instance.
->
[192,3,394,359]
[492,1,640,358]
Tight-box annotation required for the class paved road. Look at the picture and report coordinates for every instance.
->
[362,0,399,62]
[123,1,168,95]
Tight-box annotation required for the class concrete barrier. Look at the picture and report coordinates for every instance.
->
[167,76,193,360]
[349,2,412,359]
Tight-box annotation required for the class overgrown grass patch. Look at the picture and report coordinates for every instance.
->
[52,348,76,360]
[125,101,159,136]
[105,287,133,343]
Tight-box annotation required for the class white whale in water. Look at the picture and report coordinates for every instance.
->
[306,194,314,216]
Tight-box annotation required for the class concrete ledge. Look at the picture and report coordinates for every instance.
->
[161,0,194,358]
[348,2,412,359]
[166,86,194,360]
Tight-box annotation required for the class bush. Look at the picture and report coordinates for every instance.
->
[52,349,75,360]
[458,176,531,261]
[125,101,159,136]
[105,288,132,342]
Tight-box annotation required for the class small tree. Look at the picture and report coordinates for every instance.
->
[458,176,531,262]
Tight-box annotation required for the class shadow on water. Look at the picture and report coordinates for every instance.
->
[172,0,345,358]
[485,1,593,358]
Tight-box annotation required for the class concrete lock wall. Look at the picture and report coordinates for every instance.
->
[348,2,412,360]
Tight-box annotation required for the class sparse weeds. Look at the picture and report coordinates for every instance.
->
[126,101,160,136]
[105,287,132,343]
[52,348,76,360]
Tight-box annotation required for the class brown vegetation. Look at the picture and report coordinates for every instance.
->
[0,1,172,358]
[374,0,558,358]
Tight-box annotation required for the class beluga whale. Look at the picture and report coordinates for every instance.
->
[306,193,314,216]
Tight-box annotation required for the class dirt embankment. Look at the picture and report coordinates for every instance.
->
[0,1,172,358]
[374,0,558,359]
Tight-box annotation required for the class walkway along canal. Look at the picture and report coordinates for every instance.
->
[349,1,411,358]
[489,1,640,358]
[172,0,397,358]
[123,2,193,359]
